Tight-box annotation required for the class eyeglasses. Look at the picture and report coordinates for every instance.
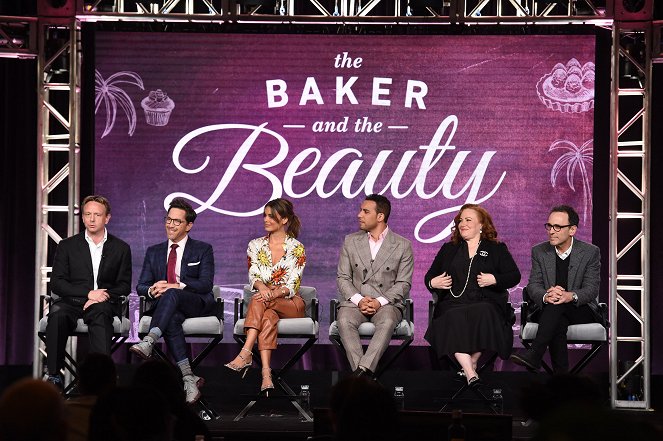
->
[544,223,573,232]
[164,216,185,226]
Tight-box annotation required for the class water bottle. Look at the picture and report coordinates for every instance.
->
[300,384,311,415]
[394,386,405,410]
[447,409,466,441]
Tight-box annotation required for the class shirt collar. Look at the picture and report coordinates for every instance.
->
[169,234,188,249]
[85,228,107,247]
[367,226,389,242]
[555,236,574,260]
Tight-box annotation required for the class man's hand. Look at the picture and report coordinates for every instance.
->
[87,289,109,303]
[545,285,573,304]
[150,280,179,298]
[430,272,452,290]
[359,297,380,316]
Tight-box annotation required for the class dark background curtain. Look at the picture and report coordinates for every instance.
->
[0,58,38,365]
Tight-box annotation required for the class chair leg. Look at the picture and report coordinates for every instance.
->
[374,337,413,379]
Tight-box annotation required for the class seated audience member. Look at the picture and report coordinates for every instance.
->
[46,195,131,388]
[511,205,603,373]
[225,198,306,395]
[425,203,520,385]
[336,194,414,378]
[130,197,216,403]
[132,360,210,441]
[65,353,117,441]
[88,386,173,441]
[522,375,662,441]
[0,378,67,441]
[329,376,400,441]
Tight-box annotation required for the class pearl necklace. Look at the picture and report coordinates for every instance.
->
[450,241,481,299]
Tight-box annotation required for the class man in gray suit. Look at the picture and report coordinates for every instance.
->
[337,194,414,377]
[511,205,602,373]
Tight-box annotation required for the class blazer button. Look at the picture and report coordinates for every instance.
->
[386,267,390,270]
[379,284,383,287]
[355,264,358,267]
[362,282,366,285]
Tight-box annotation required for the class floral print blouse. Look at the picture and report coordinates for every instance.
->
[247,235,306,298]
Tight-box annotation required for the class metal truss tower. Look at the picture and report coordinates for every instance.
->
[0,0,655,409]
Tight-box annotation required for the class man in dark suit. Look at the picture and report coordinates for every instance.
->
[336,194,414,378]
[130,198,215,403]
[47,195,132,388]
[511,205,602,373]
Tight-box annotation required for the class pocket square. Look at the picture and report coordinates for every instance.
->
[187,261,201,266]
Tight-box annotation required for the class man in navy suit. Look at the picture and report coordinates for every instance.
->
[511,205,602,373]
[130,198,215,403]
[47,195,132,388]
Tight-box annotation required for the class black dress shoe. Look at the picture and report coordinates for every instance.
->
[510,350,541,371]
[353,367,375,379]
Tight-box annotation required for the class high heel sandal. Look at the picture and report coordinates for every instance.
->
[467,375,480,388]
[224,348,253,378]
[260,368,274,396]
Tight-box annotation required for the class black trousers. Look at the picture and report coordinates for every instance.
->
[531,302,596,373]
[45,300,117,373]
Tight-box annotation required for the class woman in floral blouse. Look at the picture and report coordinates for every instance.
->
[225,198,306,394]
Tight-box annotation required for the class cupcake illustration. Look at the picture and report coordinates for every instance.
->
[141,89,175,126]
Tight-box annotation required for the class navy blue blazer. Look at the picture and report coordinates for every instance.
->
[51,231,132,306]
[136,236,215,310]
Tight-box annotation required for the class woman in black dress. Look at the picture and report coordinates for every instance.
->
[424,203,520,385]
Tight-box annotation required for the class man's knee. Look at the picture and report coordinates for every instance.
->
[337,308,361,331]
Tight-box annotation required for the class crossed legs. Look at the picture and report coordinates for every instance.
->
[227,295,305,392]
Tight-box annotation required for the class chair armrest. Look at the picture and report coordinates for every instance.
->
[119,295,129,318]
[598,302,609,328]
[39,294,53,319]
[214,297,225,321]
[310,297,319,322]
[330,299,339,322]
[404,298,414,322]
[233,297,243,322]
[520,301,530,328]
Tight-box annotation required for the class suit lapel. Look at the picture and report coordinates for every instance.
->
[155,241,169,279]
[567,243,585,290]
[367,231,396,279]
[181,238,194,279]
[352,233,372,281]
[76,233,94,276]
[543,245,557,286]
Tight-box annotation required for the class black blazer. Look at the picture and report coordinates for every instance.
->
[50,231,132,305]
[425,240,520,320]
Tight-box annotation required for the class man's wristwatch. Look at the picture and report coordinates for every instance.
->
[572,293,578,304]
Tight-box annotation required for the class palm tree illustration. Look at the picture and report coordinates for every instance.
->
[549,139,593,224]
[95,70,144,138]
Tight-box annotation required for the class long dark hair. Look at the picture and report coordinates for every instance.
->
[265,198,301,238]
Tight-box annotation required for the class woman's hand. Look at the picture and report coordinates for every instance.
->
[430,272,453,290]
[477,272,496,288]
[253,282,274,303]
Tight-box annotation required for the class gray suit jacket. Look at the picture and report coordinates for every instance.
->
[337,229,414,313]
[527,237,602,321]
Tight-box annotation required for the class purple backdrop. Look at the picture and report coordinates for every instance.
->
[94,33,595,344]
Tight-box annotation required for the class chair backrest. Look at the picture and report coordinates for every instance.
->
[242,285,317,319]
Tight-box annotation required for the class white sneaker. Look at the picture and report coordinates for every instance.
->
[129,337,154,359]
[183,374,201,404]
